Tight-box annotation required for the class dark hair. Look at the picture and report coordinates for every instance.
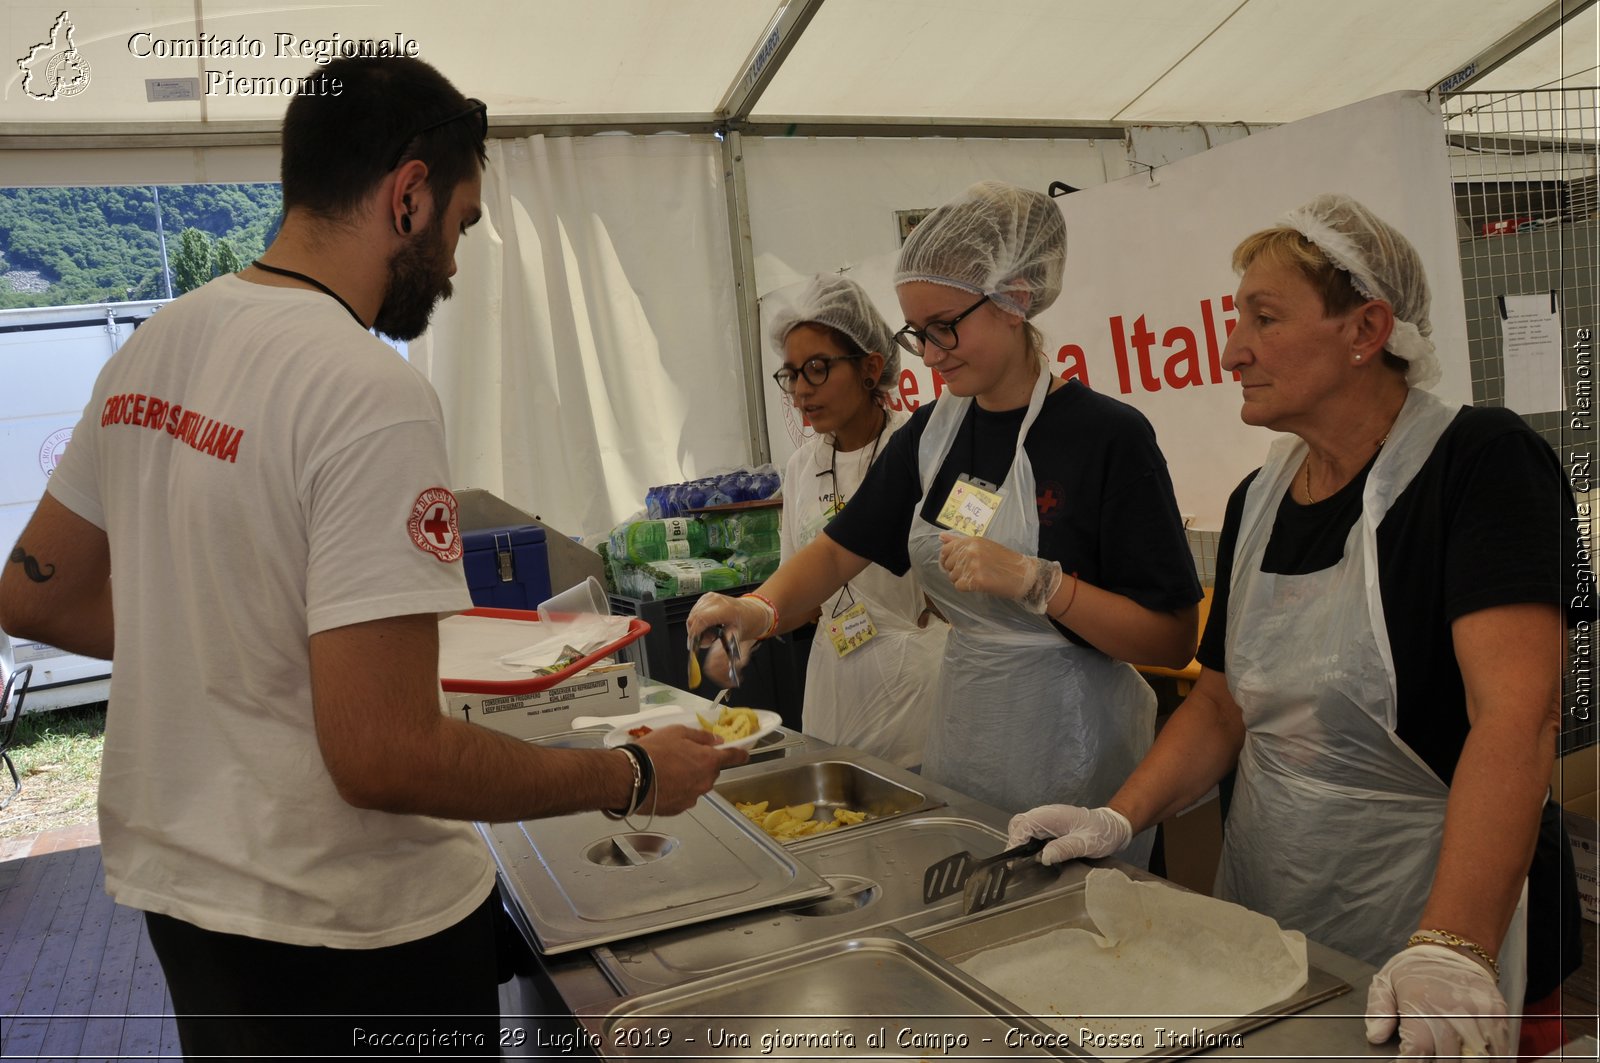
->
[803,322,892,402]
[280,56,486,221]
[814,322,868,362]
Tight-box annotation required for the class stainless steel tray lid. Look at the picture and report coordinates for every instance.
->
[486,795,832,954]
[598,814,1075,995]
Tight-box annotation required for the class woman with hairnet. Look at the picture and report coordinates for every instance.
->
[1007,193,1584,1058]
[691,181,1202,848]
[765,274,948,768]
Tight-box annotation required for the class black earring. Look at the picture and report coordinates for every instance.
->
[399,215,412,233]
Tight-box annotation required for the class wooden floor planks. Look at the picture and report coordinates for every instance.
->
[0,837,177,1061]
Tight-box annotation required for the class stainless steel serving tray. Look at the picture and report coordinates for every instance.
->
[914,886,1352,1059]
[713,757,943,839]
[576,931,1074,1061]
[484,795,832,955]
[595,813,1066,995]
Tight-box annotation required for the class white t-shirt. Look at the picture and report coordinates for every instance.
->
[781,408,948,768]
[48,275,493,948]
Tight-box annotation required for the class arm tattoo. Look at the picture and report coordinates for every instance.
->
[8,547,56,583]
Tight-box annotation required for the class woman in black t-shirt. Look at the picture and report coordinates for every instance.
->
[1007,193,1583,1059]
[689,181,1200,831]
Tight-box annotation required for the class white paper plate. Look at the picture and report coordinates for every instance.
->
[602,708,781,750]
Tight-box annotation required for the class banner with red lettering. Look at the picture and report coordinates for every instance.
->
[758,92,1470,529]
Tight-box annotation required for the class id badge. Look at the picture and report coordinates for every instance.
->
[826,601,877,658]
[937,474,1004,538]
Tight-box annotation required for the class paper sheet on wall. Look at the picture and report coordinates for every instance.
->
[1501,292,1564,416]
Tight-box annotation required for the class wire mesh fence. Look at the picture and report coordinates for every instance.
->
[1443,86,1599,752]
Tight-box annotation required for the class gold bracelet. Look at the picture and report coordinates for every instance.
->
[1406,929,1500,978]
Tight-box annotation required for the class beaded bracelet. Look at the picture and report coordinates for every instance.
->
[1406,929,1500,978]
[742,592,781,640]
[601,746,642,821]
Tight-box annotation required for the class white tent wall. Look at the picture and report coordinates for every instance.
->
[420,130,1228,538]
[741,135,1131,297]
[409,134,745,539]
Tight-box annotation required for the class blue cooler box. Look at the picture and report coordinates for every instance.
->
[461,525,552,609]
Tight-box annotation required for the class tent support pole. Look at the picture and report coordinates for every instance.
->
[1436,0,1597,94]
[720,128,770,466]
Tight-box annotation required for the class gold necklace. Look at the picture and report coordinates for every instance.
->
[1302,435,1389,505]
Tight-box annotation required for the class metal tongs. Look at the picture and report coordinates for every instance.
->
[686,625,741,690]
[922,836,1049,915]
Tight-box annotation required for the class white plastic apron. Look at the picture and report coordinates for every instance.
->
[1217,388,1526,1010]
[907,365,1157,862]
[785,415,948,769]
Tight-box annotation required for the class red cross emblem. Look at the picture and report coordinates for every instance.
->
[1036,481,1064,526]
[408,487,462,562]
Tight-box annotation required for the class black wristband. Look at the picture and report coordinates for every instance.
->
[619,742,655,805]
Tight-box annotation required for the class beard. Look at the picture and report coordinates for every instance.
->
[373,218,454,342]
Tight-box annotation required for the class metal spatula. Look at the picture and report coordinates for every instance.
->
[922,836,1048,912]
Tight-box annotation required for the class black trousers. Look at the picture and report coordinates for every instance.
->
[143,888,503,1060]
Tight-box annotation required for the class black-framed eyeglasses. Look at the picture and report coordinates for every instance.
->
[771,353,863,394]
[387,98,488,171]
[892,294,990,355]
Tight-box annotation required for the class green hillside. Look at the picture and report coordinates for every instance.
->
[0,184,282,310]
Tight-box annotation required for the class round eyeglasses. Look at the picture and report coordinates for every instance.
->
[771,353,863,394]
[892,294,991,356]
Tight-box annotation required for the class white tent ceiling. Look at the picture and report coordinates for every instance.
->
[0,0,1593,133]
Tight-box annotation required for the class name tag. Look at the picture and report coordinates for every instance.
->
[826,600,877,658]
[937,475,1003,538]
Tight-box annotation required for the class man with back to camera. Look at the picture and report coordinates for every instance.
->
[0,56,746,1058]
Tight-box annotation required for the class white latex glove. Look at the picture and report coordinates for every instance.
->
[1365,944,1510,1057]
[1007,805,1133,866]
[686,591,773,647]
[937,532,1062,613]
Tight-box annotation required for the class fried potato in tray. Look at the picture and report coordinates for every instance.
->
[734,799,870,840]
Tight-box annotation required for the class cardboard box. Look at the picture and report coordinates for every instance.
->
[444,661,638,740]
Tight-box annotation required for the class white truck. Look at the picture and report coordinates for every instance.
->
[1,298,167,710]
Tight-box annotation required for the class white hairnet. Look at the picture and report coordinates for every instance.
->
[767,274,900,387]
[1279,193,1440,390]
[895,180,1066,319]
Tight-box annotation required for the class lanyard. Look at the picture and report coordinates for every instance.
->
[251,260,367,328]
[818,406,889,611]
[818,405,889,519]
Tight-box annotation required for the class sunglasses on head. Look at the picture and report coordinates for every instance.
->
[386,98,487,171]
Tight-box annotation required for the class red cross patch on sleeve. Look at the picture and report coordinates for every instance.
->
[407,487,462,562]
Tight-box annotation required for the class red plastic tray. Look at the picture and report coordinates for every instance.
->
[439,607,651,695]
